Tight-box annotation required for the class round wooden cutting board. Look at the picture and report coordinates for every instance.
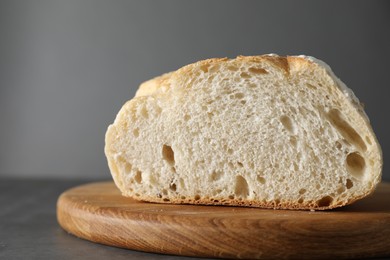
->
[57,181,390,259]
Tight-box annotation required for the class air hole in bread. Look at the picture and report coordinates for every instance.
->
[163,198,170,202]
[213,189,223,196]
[194,195,201,201]
[327,109,366,152]
[207,76,215,83]
[337,186,345,194]
[234,93,245,99]
[240,100,246,105]
[181,196,186,199]
[179,178,186,189]
[124,163,132,175]
[169,183,177,191]
[227,65,238,71]
[140,106,149,119]
[346,152,366,179]
[299,188,306,195]
[240,72,251,79]
[298,198,304,204]
[280,115,296,134]
[345,179,353,189]
[117,156,132,174]
[184,114,191,121]
[199,64,210,73]
[248,67,268,75]
[237,162,243,167]
[317,196,333,207]
[306,83,317,90]
[162,189,168,195]
[257,176,266,184]
[293,162,299,171]
[133,128,139,138]
[228,195,235,199]
[210,170,224,181]
[134,170,142,184]
[234,175,249,198]
[162,145,175,165]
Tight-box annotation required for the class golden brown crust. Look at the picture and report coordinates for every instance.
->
[124,192,360,210]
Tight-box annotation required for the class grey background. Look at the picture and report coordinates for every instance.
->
[0,0,389,181]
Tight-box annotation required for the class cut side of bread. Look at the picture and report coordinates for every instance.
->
[105,55,382,210]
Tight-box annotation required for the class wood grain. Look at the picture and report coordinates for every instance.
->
[57,181,390,259]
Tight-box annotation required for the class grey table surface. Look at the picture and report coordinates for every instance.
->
[1,178,389,260]
[0,178,206,260]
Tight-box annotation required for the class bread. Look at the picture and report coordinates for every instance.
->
[105,54,382,210]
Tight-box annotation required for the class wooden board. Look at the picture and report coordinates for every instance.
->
[57,181,390,259]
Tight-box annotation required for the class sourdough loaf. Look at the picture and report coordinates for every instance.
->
[105,55,382,210]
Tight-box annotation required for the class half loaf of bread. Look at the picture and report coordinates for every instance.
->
[105,55,382,210]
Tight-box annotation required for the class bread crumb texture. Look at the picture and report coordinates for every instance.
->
[105,54,382,210]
